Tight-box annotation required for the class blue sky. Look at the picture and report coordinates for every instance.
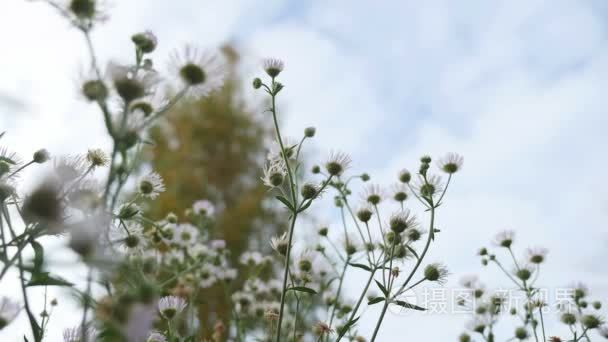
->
[1,0,607,340]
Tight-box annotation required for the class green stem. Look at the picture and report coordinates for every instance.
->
[80,267,93,342]
[336,268,377,342]
[538,305,546,342]
[271,75,301,342]
[328,256,350,332]
[2,204,41,341]
[372,202,436,341]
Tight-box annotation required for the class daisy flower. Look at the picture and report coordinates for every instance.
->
[388,209,418,234]
[157,296,187,320]
[391,183,409,202]
[147,331,167,342]
[128,90,168,118]
[210,239,226,250]
[263,58,284,78]
[138,172,165,199]
[437,152,464,174]
[424,262,450,285]
[199,265,217,288]
[526,247,548,264]
[240,251,263,266]
[413,174,443,199]
[192,199,215,216]
[63,326,96,342]
[270,232,289,256]
[86,148,109,168]
[325,151,351,176]
[261,159,287,188]
[361,184,384,206]
[54,155,88,183]
[0,297,20,329]
[493,230,515,248]
[106,61,160,103]
[267,138,298,162]
[173,223,199,247]
[169,45,224,98]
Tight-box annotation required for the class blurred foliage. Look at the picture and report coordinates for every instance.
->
[146,46,282,335]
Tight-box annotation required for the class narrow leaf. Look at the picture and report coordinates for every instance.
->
[374,279,389,297]
[30,241,44,272]
[297,200,312,213]
[337,316,360,339]
[405,245,420,260]
[394,300,426,311]
[348,262,372,272]
[275,196,295,211]
[367,297,385,305]
[27,272,73,287]
[287,286,317,294]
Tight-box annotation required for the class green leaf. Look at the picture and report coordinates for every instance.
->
[30,241,44,272]
[393,300,426,311]
[297,200,312,213]
[348,262,372,272]
[405,245,420,260]
[27,272,73,287]
[275,196,295,212]
[336,316,360,339]
[367,297,385,305]
[287,286,317,295]
[374,279,389,297]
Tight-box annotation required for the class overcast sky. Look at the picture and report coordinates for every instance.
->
[1,0,607,340]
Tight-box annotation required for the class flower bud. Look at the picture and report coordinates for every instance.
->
[33,149,50,164]
[166,212,178,223]
[118,203,140,220]
[304,127,316,138]
[82,80,108,101]
[318,226,328,237]
[514,327,528,340]
[298,259,312,272]
[398,169,411,183]
[252,77,262,89]
[131,31,157,53]
[459,333,471,342]
[356,207,373,223]
[311,165,321,174]
[361,173,370,182]
[301,183,318,200]
[69,0,96,19]
[560,312,576,325]
[420,155,432,164]
[0,161,10,177]
[515,268,532,281]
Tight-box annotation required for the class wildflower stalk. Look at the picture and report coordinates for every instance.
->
[328,255,351,335]
[336,268,378,342]
[538,305,546,341]
[371,198,436,341]
[1,204,41,341]
[80,267,93,342]
[270,75,300,342]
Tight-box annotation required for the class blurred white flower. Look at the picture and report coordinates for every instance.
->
[62,326,96,342]
[0,297,20,329]
[138,172,165,199]
[192,199,215,216]
[173,223,199,247]
[158,296,186,320]
[169,45,225,98]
